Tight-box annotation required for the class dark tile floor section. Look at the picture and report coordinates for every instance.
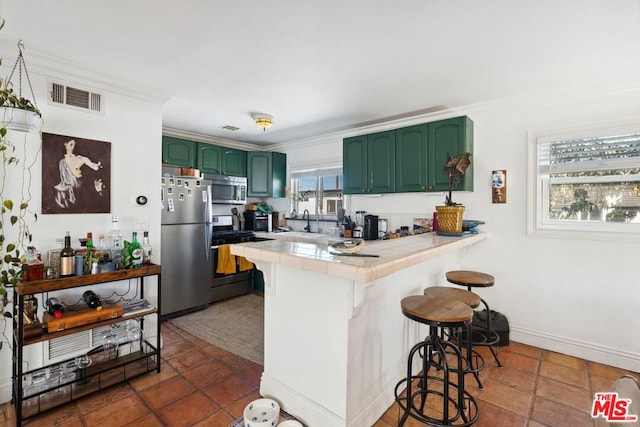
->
[0,322,636,426]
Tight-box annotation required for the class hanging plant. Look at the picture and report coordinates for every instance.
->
[0,41,42,132]
[0,43,42,350]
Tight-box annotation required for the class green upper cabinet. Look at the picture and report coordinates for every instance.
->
[197,144,247,177]
[197,143,222,174]
[221,147,247,177]
[163,137,248,177]
[343,116,473,195]
[162,136,197,167]
[395,124,428,192]
[343,131,395,194]
[368,131,395,193]
[247,151,287,198]
[343,135,368,194]
[427,116,474,192]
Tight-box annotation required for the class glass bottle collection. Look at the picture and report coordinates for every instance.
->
[54,216,153,278]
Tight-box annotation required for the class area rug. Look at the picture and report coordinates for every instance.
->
[169,293,264,364]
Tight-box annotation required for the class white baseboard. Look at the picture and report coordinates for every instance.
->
[260,371,400,427]
[0,378,11,405]
[510,326,640,373]
[260,373,344,427]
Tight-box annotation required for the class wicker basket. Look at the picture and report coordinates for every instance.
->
[435,205,465,233]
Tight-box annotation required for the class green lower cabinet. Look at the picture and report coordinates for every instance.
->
[427,116,474,192]
[247,151,286,197]
[253,269,264,293]
[162,136,197,167]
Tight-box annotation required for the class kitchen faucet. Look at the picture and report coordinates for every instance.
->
[302,209,311,232]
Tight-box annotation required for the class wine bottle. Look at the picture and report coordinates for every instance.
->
[46,297,65,318]
[82,290,102,309]
[59,231,75,277]
[142,230,152,266]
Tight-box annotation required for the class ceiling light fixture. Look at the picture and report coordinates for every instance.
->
[252,114,274,131]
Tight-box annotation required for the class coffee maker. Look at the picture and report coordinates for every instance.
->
[363,214,379,240]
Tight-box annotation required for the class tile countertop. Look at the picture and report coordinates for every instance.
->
[232,232,487,283]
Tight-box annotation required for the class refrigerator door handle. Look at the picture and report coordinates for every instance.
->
[205,225,212,262]
[205,184,213,262]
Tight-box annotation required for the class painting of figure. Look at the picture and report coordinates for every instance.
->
[42,133,111,214]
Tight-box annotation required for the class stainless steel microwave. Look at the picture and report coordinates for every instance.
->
[207,174,247,205]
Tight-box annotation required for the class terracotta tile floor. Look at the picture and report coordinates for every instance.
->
[0,322,637,426]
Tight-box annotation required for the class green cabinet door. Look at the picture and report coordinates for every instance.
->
[395,124,428,192]
[427,116,474,192]
[222,147,247,177]
[343,135,368,194]
[162,136,197,167]
[368,130,395,193]
[197,143,222,174]
[247,151,287,197]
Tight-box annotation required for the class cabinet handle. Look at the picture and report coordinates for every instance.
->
[421,185,426,190]
[362,188,366,193]
[428,185,433,190]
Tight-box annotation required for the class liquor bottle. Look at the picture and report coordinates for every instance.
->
[59,232,75,277]
[82,290,102,309]
[126,231,143,268]
[84,232,94,274]
[108,216,124,269]
[142,230,152,266]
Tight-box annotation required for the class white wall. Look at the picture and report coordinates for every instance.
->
[0,43,164,402]
[276,81,640,373]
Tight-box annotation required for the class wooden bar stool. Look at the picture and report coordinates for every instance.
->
[424,286,486,389]
[446,270,503,367]
[395,295,479,426]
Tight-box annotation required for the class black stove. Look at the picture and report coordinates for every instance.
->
[211,230,255,245]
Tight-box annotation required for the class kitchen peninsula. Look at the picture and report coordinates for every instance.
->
[231,232,487,427]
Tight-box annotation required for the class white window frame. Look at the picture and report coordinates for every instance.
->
[527,121,640,241]
[290,166,343,218]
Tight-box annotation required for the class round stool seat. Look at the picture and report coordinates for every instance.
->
[423,286,481,309]
[401,295,472,325]
[446,270,495,288]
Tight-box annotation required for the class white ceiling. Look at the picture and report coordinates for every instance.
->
[2,0,640,146]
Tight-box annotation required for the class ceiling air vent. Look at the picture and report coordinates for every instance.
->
[221,125,240,131]
[49,81,104,114]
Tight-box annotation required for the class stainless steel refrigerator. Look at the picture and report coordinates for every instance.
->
[160,176,212,317]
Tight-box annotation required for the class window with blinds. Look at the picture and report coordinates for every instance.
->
[529,123,640,237]
[290,167,343,217]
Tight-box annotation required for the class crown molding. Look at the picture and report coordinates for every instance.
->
[162,127,262,151]
[0,38,172,104]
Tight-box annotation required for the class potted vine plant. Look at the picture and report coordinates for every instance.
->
[0,84,41,132]
[435,152,471,234]
[0,43,42,133]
